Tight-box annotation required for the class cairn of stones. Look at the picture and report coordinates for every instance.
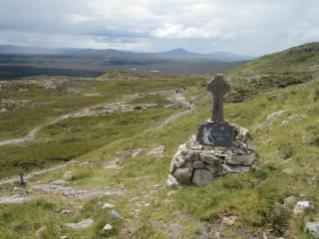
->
[167,74,259,188]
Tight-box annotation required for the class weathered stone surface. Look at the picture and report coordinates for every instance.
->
[225,153,255,165]
[147,145,165,155]
[174,155,185,168]
[293,201,314,214]
[111,210,124,219]
[284,196,297,205]
[103,224,113,231]
[193,160,205,169]
[173,168,193,183]
[288,114,307,120]
[102,203,114,209]
[65,218,94,229]
[246,141,257,151]
[282,168,293,174]
[169,157,176,174]
[200,153,221,164]
[166,174,180,189]
[192,169,215,186]
[122,151,131,160]
[265,110,286,124]
[50,179,67,185]
[79,162,89,167]
[184,150,199,162]
[222,217,234,226]
[35,226,46,238]
[132,149,143,158]
[206,164,217,174]
[305,222,319,238]
[221,164,250,174]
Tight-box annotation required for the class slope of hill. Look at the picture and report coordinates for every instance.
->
[1,42,319,238]
[229,42,319,73]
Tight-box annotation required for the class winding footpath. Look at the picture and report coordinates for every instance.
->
[0,90,195,186]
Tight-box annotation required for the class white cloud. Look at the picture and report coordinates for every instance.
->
[1,0,319,55]
[66,14,95,24]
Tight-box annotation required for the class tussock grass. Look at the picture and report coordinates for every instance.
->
[1,70,319,238]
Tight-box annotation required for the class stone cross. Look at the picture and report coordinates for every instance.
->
[207,74,230,122]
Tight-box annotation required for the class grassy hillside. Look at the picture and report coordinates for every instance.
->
[1,42,319,238]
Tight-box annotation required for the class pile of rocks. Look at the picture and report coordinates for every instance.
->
[167,121,259,188]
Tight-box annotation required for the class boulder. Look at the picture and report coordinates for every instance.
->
[305,222,319,238]
[192,169,215,186]
[225,153,255,165]
[173,168,193,183]
[221,164,250,174]
[200,154,221,164]
[293,201,314,214]
[184,150,199,162]
[166,174,180,189]
[193,161,206,169]
[65,218,94,229]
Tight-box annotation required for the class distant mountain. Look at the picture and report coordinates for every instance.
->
[158,48,200,56]
[156,48,256,62]
[0,45,256,62]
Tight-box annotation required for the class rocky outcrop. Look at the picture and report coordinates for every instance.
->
[167,122,259,187]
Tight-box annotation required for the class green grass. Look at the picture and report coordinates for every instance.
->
[1,68,319,238]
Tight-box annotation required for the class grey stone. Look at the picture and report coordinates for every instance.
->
[200,154,222,164]
[236,148,247,155]
[186,162,193,168]
[174,155,185,168]
[132,149,143,158]
[32,184,75,195]
[305,222,319,238]
[169,157,176,174]
[35,226,46,238]
[284,196,297,205]
[246,141,257,151]
[185,150,199,161]
[65,218,94,229]
[111,210,124,219]
[282,168,293,174]
[293,201,314,214]
[181,149,188,156]
[147,145,165,155]
[0,194,29,204]
[192,169,215,186]
[103,224,113,231]
[225,153,255,165]
[206,164,217,174]
[173,168,193,183]
[221,164,251,174]
[193,161,206,169]
[122,151,131,160]
[102,203,114,209]
[50,179,67,185]
[280,120,289,126]
[222,217,234,226]
[265,110,285,124]
[287,114,307,120]
[79,162,89,167]
[166,174,180,189]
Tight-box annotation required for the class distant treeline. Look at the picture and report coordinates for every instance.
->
[0,66,104,80]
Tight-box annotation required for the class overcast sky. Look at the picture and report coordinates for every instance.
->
[0,0,318,56]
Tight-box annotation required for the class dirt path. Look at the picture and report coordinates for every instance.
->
[0,95,141,147]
